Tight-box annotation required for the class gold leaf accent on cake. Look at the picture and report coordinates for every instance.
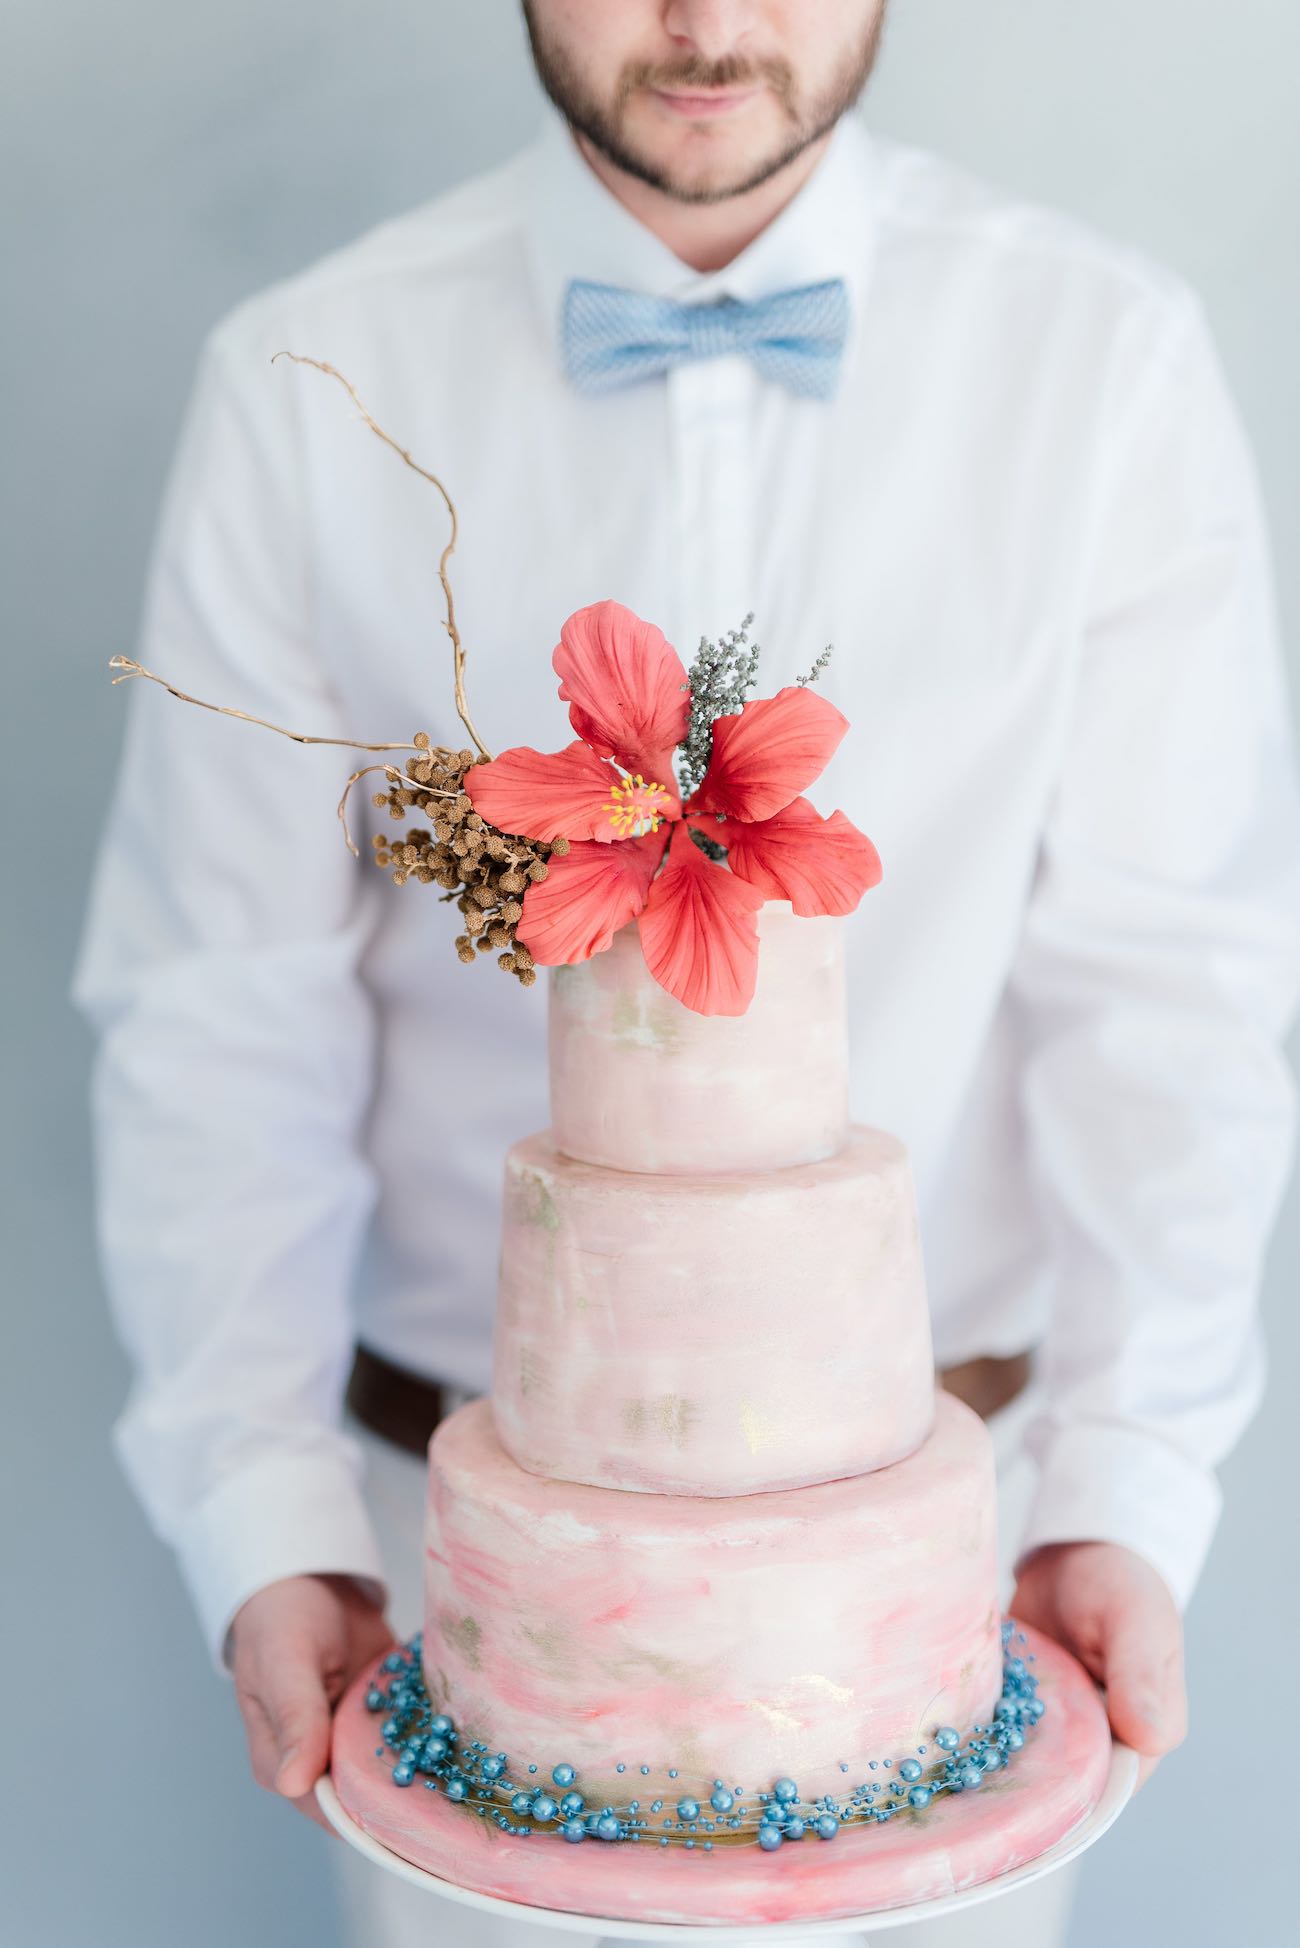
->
[794,1672,856,1704]
[440,1611,483,1670]
[518,1619,576,1674]
[510,1168,560,1234]
[621,1394,699,1448]
[517,1344,545,1399]
[744,1699,804,1734]
[737,1398,783,1456]
[610,990,683,1054]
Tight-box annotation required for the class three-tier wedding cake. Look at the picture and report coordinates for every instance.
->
[333,909,1112,1926]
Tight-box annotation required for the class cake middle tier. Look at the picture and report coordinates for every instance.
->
[493,1127,935,1495]
[424,1394,1002,1811]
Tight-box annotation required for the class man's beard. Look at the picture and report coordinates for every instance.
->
[521,3,885,205]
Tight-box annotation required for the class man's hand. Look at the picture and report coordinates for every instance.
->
[1011,1540,1186,1787]
[230,1573,395,1830]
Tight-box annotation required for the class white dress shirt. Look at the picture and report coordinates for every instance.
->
[72,105,1300,1665]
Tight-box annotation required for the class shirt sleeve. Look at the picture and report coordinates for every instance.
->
[1009,290,1300,1609]
[70,311,389,1667]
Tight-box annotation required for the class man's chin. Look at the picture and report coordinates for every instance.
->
[612,101,811,204]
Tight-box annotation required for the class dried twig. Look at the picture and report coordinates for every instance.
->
[271,350,491,760]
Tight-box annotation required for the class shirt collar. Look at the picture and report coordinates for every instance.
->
[523,101,880,362]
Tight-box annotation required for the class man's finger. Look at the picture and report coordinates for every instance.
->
[1100,1599,1187,1758]
[261,1665,334,1798]
[236,1687,284,1795]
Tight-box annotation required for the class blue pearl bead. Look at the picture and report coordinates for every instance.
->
[772,1777,799,1803]
[561,1819,585,1844]
[676,1798,701,1822]
[392,1764,414,1787]
[758,1825,784,1851]
[560,1791,585,1817]
[815,1814,839,1840]
[381,1718,400,1742]
[365,1688,385,1712]
[1005,1727,1025,1750]
[785,1817,806,1841]
[430,1715,454,1739]
[382,1652,404,1673]
[596,1814,620,1842]
[511,1792,533,1815]
[899,1759,923,1782]
[710,1787,734,1814]
[446,1778,468,1802]
[531,1794,558,1822]
[479,1753,503,1780]
[935,1727,960,1751]
[958,1764,984,1790]
[908,1785,932,1809]
[981,1749,1004,1772]
[641,1764,651,1775]
[551,1763,575,1788]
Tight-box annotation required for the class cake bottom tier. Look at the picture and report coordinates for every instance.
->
[332,1627,1115,1929]
[423,1393,1002,1808]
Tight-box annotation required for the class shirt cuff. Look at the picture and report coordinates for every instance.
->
[1016,1416,1223,1612]
[169,1448,389,1672]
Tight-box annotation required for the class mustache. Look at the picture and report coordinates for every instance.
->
[620,51,796,106]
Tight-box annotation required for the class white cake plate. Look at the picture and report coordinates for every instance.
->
[317,1740,1136,1941]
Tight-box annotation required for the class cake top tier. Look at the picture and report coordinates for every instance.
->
[549,902,849,1174]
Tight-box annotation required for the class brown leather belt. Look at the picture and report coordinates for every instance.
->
[345,1344,462,1458]
[346,1342,1034,1460]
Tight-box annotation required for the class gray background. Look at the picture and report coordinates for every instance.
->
[5,2,1297,1943]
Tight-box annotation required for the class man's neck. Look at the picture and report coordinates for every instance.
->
[571,129,833,274]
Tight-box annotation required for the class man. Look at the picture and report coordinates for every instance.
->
[73,3,1300,1945]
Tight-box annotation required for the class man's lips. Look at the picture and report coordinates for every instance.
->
[648,85,761,119]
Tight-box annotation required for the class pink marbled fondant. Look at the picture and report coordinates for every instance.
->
[423,1394,1000,1810]
[548,905,848,1175]
[493,1126,934,1495]
[332,1626,1113,1928]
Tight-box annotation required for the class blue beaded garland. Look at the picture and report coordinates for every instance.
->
[367,1624,1045,1857]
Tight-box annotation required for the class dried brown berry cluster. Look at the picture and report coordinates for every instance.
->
[370,735,565,986]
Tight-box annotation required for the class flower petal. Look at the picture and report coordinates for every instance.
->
[718,797,883,917]
[554,600,691,780]
[517,833,665,966]
[691,687,849,823]
[464,741,617,843]
[637,824,764,1017]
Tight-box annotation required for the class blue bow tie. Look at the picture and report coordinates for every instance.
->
[561,276,849,401]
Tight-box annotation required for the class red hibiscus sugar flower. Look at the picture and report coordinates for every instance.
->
[464,600,882,1015]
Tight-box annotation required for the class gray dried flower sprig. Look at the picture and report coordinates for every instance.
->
[675,613,763,799]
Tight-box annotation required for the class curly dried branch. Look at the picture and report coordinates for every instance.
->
[271,350,491,761]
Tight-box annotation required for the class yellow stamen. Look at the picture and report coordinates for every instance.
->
[605,773,673,839]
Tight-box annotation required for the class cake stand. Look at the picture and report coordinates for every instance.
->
[323,1624,1131,1935]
